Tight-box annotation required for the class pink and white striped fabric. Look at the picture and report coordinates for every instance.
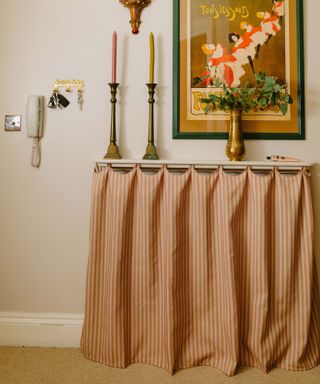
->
[81,165,320,376]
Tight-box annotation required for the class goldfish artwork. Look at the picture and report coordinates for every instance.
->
[173,0,304,139]
[193,1,285,89]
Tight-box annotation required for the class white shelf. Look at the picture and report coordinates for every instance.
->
[96,159,313,171]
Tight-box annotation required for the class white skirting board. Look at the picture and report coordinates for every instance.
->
[0,312,84,348]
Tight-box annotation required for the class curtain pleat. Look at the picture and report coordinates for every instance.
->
[81,166,320,376]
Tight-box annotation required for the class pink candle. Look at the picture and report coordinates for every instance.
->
[112,31,117,83]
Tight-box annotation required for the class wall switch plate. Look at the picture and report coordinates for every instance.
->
[4,115,21,131]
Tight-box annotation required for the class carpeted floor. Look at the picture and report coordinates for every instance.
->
[0,347,319,384]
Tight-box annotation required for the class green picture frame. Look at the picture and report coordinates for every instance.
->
[173,0,305,140]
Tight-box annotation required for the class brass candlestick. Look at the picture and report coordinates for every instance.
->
[143,83,159,160]
[104,83,122,159]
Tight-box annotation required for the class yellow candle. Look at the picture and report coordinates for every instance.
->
[149,32,155,83]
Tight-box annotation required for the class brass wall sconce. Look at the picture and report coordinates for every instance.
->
[119,0,152,34]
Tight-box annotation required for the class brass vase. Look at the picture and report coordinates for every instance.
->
[225,110,245,161]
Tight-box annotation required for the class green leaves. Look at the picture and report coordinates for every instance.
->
[254,71,266,82]
[204,104,212,114]
[201,72,293,116]
[281,103,288,115]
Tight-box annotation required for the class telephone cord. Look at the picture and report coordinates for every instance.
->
[31,138,41,168]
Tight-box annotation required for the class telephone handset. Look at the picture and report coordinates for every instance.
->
[26,95,44,167]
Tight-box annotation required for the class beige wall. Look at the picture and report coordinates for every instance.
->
[0,0,319,315]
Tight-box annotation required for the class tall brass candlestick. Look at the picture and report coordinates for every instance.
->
[104,83,122,159]
[143,83,159,160]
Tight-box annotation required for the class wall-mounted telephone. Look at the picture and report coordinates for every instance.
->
[26,95,44,168]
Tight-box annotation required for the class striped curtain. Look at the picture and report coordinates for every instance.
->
[81,166,320,376]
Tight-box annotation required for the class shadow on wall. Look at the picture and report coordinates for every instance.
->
[311,164,320,287]
[118,34,132,158]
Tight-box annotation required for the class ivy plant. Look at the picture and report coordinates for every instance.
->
[201,72,293,115]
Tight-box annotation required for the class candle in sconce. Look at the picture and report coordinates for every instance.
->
[112,31,117,83]
[149,32,155,83]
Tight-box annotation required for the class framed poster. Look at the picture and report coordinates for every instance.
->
[173,0,305,139]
